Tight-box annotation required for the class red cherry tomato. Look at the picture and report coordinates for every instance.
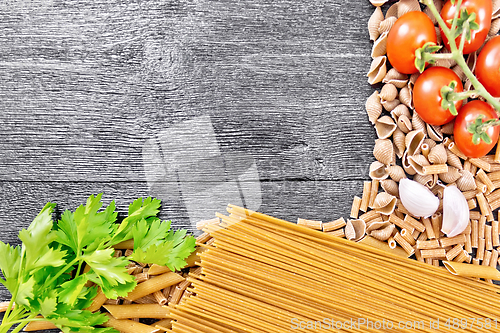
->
[454,100,500,158]
[476,35,500,97]
[413,66,464,126]
[387,11,437,74]
[440,0,492,54]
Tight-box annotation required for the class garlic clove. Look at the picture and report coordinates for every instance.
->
[441,186,469,237]
[399,178,439,217]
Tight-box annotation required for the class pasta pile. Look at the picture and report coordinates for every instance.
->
[16,238,210,333]
[329,0,500,274]
[169,205,500,332]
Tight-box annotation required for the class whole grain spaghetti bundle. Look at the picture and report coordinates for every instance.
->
[170,204,500,333]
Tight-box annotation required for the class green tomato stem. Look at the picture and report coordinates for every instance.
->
[448,90,479,101]
[422,0,500,117]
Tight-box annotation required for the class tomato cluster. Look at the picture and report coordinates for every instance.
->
[385,1,500,158]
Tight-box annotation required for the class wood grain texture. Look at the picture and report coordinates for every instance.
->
[0,0,377,324]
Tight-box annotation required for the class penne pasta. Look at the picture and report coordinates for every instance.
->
[297,218,323,230]
[350,196,362,219]
[485,225,493,251]
[23,319,57,331]
[322,217,346,232]
[103,304,171,319]
[102,313,160,333]
[125,272,185,302]
[439,234,467,248]
[360,181,372,212]
[443,261,500,280]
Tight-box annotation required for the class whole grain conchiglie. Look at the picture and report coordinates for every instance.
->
[493,0,500,19]
[369,160,389,180]
[428,143,447,164]
[372,32,389,58]
[402,151,417,175]
[446,149,463,170]
[375,116,397,139]
[398,0,421,17]
[371,192,397,215]
[439,166,462,184]
[405,130,425,156]
[365,90,382,125]
[368,6,384,41]
[383,68,408,88]
[489,18,500,36]
[369,223,395,241]
[380,83,398,102]
[456,169,477,191]
[373,139,395,165]
[345,219,366,242]
[381,98,401,112]
[427,124,444,142]
[423,138,437,150]
[392,128,406,158]
[391,104,411,122]
[381,179,399,197]
[399,86,413,109]
[441,120,454,135]
[413,173,435,188]
[411,113,427,135]
[387,165,406,182]
[378,16,397,34]
[386,2,399,19]
[397,114,413,133]
[408,154,430,175]
[367,56,387,85]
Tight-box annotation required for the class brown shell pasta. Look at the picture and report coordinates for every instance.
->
[405,130,425,156]
[381,179,399,197]
[493,0,500,19]
[387,165,406,182]
[399,85,413,109]
[423,138,437,150]
[393,128,406,158]
[378,16,397,34]
[380,83,398,102]
[413,173,436,188]
[383,68,408,88]
[456,169,477,191]
[365,90,382,124]
[446,149,463,170]
[373,139,395,166]
[402,151,417,176]
[370,223,396,241]
[382,98,401,112]
[427,124,443,142]
[441,120,454,135]
[397,0,421,17]
[372,32,389,58]
[368,6,385,41]
[375,116,397,139]
[397,114,413,133]
[369,161,389,180]
[489,18,500,36]
[370,0,390,6]
[411,113,427,135]
[367,56,387,85]
[428,144,447,165]
[439,166,462,183]
[385,2,399,19]
[345,219,366,242]
[371,192,397,215]
[391,104,411,123]
[408,154,430,175]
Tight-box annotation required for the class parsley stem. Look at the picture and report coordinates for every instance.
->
[44,257,80,289]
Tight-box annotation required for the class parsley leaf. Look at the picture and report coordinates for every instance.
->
[0,194,195,333]
[129,218,196,271]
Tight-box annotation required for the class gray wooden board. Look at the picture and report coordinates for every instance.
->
[0,0,379,329]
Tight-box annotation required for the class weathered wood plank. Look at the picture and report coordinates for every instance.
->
[0,0,375,182]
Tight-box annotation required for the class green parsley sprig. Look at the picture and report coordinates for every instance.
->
[0,194,196,333]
